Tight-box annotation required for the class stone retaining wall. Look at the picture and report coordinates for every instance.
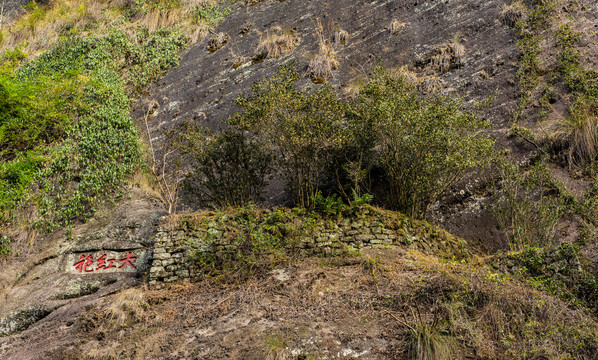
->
[149,207,469,286]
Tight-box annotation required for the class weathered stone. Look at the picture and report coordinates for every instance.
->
[355,234,375,242]
[154,252,171,260]
[150,266,165,273]
[176,270,190,277]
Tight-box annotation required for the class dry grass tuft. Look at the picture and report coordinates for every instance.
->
[332,28,348,45]
[551,104,598,167]
[255,25,299,59]
[390,20,407,35]
[207,31,230,52]
[428,41,465,73]
[103,288,149,328]
[500,0,528,28]
[308,19,339,82]
[0,0,224,56]
[419,75,444,94]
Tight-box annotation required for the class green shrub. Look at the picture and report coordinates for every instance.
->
[492,159,567,251]
[229,63,350,209]
[505,243,598,310]
[175,126,273,208]
[0,235,11,257]
[0,27,186,230]
[355,66,495,218]
[191,4,231,26]
[312,192,344,217]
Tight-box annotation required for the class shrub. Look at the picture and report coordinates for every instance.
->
[492,159,567,251]
[402,309,451,360]
[175,126,272,208]
[0,235,11,257]
[551,102,598,167]
[355,66,494,218]
[229,63,349,209]
[1,27,186,230]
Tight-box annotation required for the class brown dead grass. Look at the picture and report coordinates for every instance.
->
[551,105,598,167]
[256,25,299,59]
[308,19,339,82]
[389,19,407,35]
[428,41,465,73]
[0,0,221,56]
[50,247,598,359]
[500,0,528,28]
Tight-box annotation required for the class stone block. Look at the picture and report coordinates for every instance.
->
[176,269,190,277]
[355,234,375,242]
[154,252,171,260]
[150,266,165,274]
[162,259,175,266]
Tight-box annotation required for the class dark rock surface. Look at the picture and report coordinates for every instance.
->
[136,0,520,248]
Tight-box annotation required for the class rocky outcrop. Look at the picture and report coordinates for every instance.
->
[136,0,521,246]
[0,188,164,338]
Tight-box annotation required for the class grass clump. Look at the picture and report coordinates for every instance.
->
[255,25,299,60]
[308,19,339,82]
[551,103,598,167]
[492,159,567,251]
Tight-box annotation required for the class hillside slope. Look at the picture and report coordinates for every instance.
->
[1,0,598,359]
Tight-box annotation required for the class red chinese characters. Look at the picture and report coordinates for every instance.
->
[72,252,137,273]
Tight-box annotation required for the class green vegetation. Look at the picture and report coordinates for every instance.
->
[498,243,598,312]
[0,27,186,230]
[227,64,494,217]
[492,159,569,251]
[0,235,11,256]
[230,64,350,209]
[356,67,494,218]
[175,126,273,208]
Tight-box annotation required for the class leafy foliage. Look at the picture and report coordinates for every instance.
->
[225,64,494,217]
[0,235,11,257]
[0,27,186,230]
[504,243,598,311]
[229,63,350,209]
[355,67,495,218]
[492,159,568,251]
[175,126,273,208]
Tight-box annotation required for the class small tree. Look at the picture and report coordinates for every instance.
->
[175,124,272,208]
[356,67,495,218]
[229,63,349,209]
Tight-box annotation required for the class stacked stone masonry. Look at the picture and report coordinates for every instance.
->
[149,208,469,286]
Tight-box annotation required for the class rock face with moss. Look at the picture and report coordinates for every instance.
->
[149,206,469,286]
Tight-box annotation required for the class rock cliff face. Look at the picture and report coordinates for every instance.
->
[136,0,521,247]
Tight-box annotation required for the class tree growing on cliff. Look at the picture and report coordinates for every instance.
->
[355,67,495,218]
